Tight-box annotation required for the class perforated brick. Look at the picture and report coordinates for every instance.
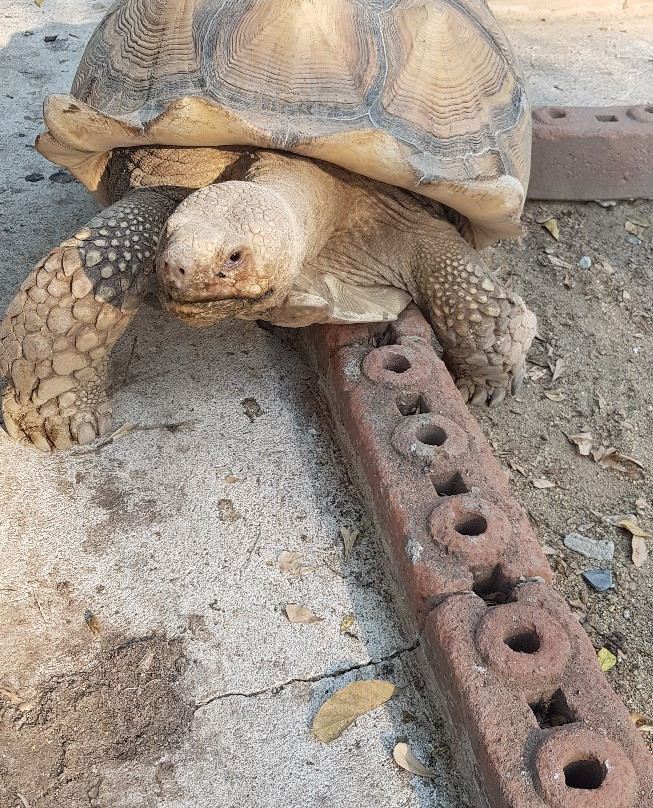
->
[301,304,653,807]
[530,106,653,200]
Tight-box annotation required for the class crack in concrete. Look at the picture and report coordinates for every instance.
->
[194,639,420,709]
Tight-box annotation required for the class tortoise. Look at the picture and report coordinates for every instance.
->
[0,0,536,450]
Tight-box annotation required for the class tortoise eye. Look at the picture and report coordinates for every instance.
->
[229,251,242,263]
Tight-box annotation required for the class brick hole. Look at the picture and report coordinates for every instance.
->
[454,514,487,536]
[596,114,618,122]
[529,689,577,729]
[382,354,411,374]
[504,628,540,654]
[548,108,566,119]
[563,758,606,790]
[472,567,513,605]
[416,424,447,447]
[396,393,430,416]
[431,472,469,497]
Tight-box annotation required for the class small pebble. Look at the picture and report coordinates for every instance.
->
[25,172,44,182]
[563,533,614,563]
[578,256,592,269]
[49,170,76,184]
[582,569,614,592]
[626,236,642,245]
[623,609,631,620]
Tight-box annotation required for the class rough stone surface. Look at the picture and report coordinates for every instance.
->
[563,533,615,563]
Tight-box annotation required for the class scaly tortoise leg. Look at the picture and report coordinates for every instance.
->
[413,221,536,407]
[0,188,178,450]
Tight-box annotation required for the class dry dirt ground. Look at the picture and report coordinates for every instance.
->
[479,199,653,751]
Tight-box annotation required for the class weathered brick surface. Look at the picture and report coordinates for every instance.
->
[530,106,653,200]
[301,305,653,807]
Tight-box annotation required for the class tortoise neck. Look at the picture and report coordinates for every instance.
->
[244,151,346,261]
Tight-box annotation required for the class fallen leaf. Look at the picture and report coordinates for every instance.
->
[0,686,32,712]
[84,610,101,635]
[539,218,560,240]
[632,536,648,568]
[392,742,437,778]
[311,680,396,743]
[544,389,565,402]
[339,527,360,562]
[598,647,617,672]
[278,551,311,578]
[34,0,45,5]
[224,475,239,484]
[104,422,134,444]
[285,604,323,624]
[546,254,573,269]
[339,614,356,633]
[532,477,556,489]
[617,519,651,538]
[550,358,565,382]
[508,459,527,476]
[566,432,593,456]
[16,793,30,808]
[631,712,653,732]
[592,447,645,476]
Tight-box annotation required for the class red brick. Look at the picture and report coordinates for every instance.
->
[530,106,653,200]
[301,304,653,807]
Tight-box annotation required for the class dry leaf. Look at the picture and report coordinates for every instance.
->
[339,614,356,633]
[84,610,101,635]
[34,0,45,5]
[105,422,134,443]
[632,536,648,568]
[539,218,560,240]
[532,477,556,489]
[278,551,311,578]
[0,686,32,713]
[546,254,573,269]
[508,459,527,476]
[311,680,396,743]
[598,647,617,672]
[544,390,565,402]
[567,432,593,456]
[592,447,645,476]
[339,527,360,562]
[550,358,565,382]
[631,712,653,732]
[392,743,437,778]
[617,519,651,538]
[285,604,323,624]
[224,475,239,484]
[16,793,30,808]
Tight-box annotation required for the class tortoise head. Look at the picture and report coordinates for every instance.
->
[156,181,301,325]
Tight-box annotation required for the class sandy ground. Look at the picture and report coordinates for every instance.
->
[0,0,652,806]
[480,199,653,752]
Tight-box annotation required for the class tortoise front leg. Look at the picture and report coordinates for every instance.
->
[411,220,536,407]
[0,188,178,450]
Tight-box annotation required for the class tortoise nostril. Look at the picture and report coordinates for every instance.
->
[217,271,226,278]
[177,267,186,275]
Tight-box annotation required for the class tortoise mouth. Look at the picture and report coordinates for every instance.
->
[159,288,276,325]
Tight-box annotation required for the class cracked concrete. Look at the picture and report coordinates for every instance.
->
[0,6,469,805]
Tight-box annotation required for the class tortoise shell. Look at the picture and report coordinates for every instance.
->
[37,0,531,244]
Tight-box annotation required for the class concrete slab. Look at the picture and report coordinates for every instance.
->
[490,5,653,107]
[0,3,470,806]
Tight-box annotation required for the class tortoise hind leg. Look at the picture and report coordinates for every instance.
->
[411,220,536,406]
[0,188,178,450]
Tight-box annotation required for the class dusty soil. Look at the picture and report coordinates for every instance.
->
[478,199,653,750]
[0,634,193,807]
